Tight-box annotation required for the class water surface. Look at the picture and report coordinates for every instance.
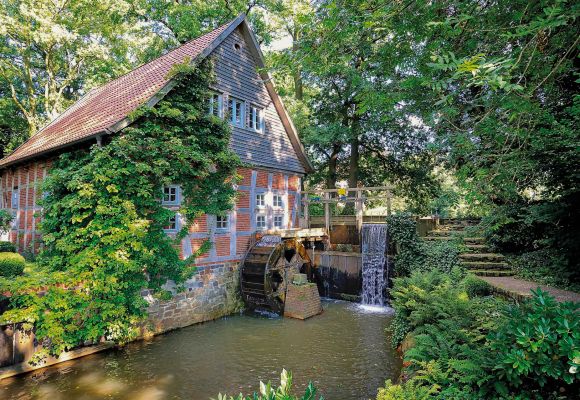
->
[1,300,401,400]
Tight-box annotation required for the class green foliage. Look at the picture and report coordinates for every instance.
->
[489,289,580,397]
[0,209,13,235]
[387,213,462,276]
[510,249,580,292]
[0,252,25,277]
[376,379,439,400]
[0,60,239,357]
[388,268,579,399]
[214,369,323,400]
[462,275,492,299]
[0,240,16,253]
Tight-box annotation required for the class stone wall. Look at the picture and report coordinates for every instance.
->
[143,261,243,336]
[284,283,322,320]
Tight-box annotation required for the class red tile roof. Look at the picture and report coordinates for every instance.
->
[0,17,240,168]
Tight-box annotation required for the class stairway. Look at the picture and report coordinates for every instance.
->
[425,219,513,277]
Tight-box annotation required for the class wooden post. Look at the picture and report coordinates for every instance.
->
[303,196,310,229]
[355,188,363,235]
[324,192,330,234]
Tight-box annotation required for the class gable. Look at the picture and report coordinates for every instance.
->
[211,28,306,174]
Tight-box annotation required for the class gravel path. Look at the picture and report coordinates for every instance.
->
[480,276,580,303]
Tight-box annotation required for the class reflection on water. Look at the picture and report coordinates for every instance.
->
[0,300,401,400]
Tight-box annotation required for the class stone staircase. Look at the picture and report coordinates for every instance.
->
[425,219,513,277]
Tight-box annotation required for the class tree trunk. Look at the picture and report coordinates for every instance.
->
[348,127,360,188]
[326,143,341,189]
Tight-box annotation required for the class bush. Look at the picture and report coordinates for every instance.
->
[489,288,580,398]
[376,379,439,400]
[0,241,16,253]
[0,209,13,235]
[214,370,322,400]
[462,274,492,298]
[510,249,579,291]
[0,252,25,277]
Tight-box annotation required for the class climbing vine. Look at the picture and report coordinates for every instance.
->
[0,59,240,357]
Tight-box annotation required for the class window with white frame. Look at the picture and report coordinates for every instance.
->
[216,215,229,231]
[11,189,19,209]
[274,214,284,229]
[208,92,223,118]
[162,185,180,205]
[228,97,245,127]
[164,214,178,232]
[255,193,265,208]
[248,105,264,132]
[256,215,266,230]
[273,194,283,208]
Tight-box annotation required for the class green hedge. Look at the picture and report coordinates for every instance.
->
[0,252,25,277]
[0,241,16,253]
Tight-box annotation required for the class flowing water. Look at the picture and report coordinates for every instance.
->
[1,300,401,400]
[361,224,389,306]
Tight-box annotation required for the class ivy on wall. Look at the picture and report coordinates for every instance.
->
[0,59,240,358]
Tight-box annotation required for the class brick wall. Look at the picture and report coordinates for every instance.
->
[1,164,303,265]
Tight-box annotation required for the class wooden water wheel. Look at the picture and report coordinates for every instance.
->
[240,237,313,313]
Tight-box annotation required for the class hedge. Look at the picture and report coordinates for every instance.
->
[0,252,25,277]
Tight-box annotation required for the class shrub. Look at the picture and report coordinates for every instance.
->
[387,213,463,276]
[214,370,322,400]
[376,379,439,400]
[0,241,16,253]
[510,249,579,292]
[489,288,580,398]
[0,209,13,235]
[462,274,492,298]
[0,252,25,277]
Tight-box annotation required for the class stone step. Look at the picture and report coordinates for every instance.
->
[462,261,510,270]
[429,230,463,237]
[460,253,505,262]
[424,236,454,241]
[463,237,485,244]
[465,244,489,253]
[472,269,515,277]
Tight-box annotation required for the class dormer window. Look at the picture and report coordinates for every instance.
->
[162,185,180,206]
[208,92,223,118]
[228,97,245,127]
[248,105,264,132]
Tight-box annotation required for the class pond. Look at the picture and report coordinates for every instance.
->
[1,300,401,400]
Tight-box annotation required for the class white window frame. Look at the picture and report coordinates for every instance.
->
[228,97,245,127]
[273,194,284,208]
[248,105,264,132]
[273,214,284,229]
[11,189,19,210]
[256,215,266,230]
[209,92,223,118]
[164,214,179,233]
[162,185,180,206]
[216,215,230,232]
[255,193,265,208]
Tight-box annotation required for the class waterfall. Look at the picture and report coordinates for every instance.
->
[361,224,388,306]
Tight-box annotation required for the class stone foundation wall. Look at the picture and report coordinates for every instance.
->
[284,284,322,320]
[143,261,242,335]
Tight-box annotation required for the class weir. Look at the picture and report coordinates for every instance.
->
[361,224,389,306]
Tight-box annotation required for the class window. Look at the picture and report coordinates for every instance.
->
[248,105,264,132]
[11,189,19,210]
[255,193,265,207]
[164,215,178,232]
[273,194,283,208]
[162,185,180,205]
[216,215,229,231]
[228,97,245,127]
[208,92,223,118]
[256,215,266,230]
[274,215,284,229]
